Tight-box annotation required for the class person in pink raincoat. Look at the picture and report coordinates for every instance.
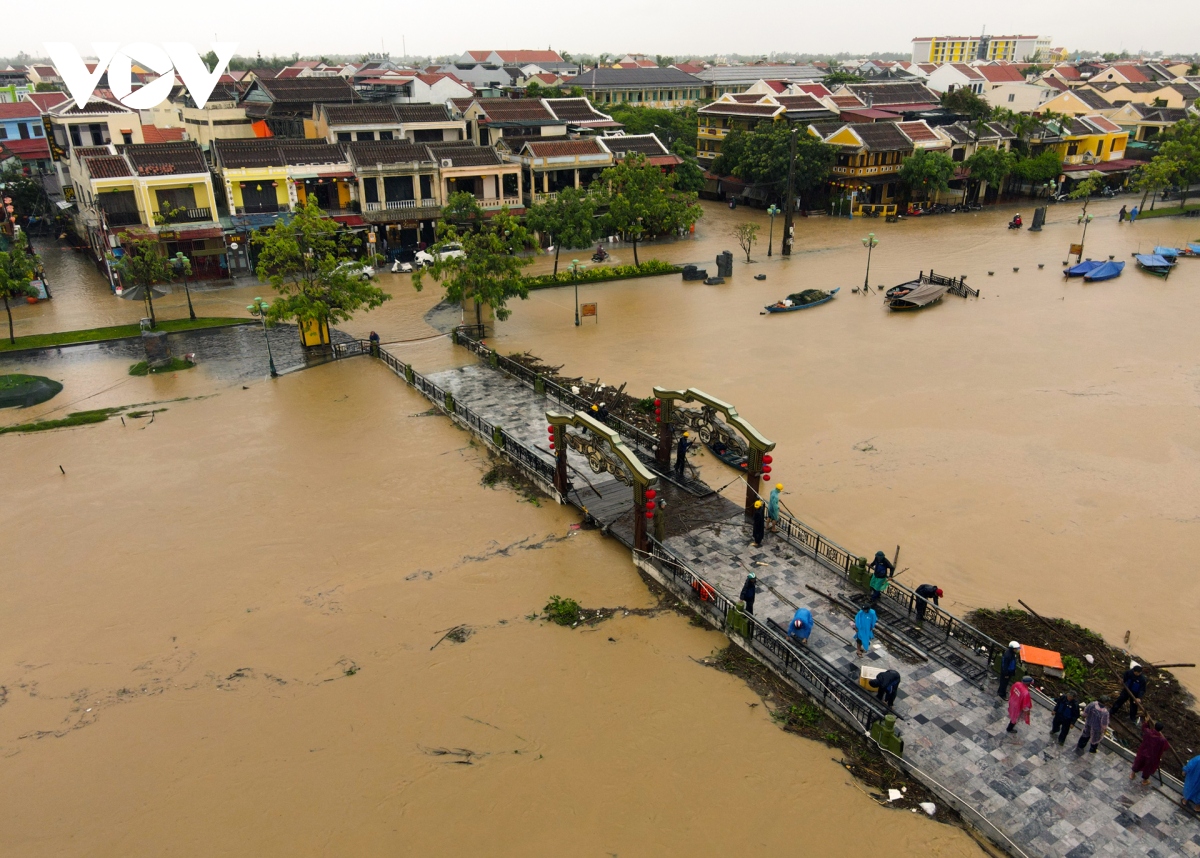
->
[1006,676,1034,733]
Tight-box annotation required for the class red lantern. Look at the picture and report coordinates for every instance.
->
[645,500,655,510]
[645,489,657,500]
[763,464,772,472]
[549,442,555,450]
[654,398,661,405]
[762,454,773,464]
[547,425,555,433]
[645,511,654,519]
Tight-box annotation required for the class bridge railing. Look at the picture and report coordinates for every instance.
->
[646,540,887,733]
[454,327,658,455]
[772,505,1005,685]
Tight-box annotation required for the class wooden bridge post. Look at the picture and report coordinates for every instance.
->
[655,397,673,469]
[633,482,649,553]
[745,446,764,515]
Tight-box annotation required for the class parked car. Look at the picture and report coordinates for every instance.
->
[414,242,465,266]
[335,260,376,280]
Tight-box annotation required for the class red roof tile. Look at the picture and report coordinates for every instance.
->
[523,138,607,158]
[976,65,1026,83]
[24,92,69,112]
[2,138,52,161]
[897,121,942,143]
[0,102,41,119]
[84,155,133,178]
[141,125,186,144]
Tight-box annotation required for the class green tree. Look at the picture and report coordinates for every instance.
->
[733,222,759,262]
[202,50,220,72]
[594,153,702,265]
[669,140,707,194]
[525,186,599,275]
[898,150,956,203]
[1009,149,1063,194]
[525,79,542,98]
[605,104,697,148]
[1,163,48,218]
[655,56,675,69]
[963,146,1016,202]
[111,239,175,328]
[1068,172,1104,218]
[1156,117,1200,207]
[568,86,585,98]
[413,192,536,325]
[252,199,389,346]
[0,231,37,343]
[822,71,864,85]
[940,87,992,121]
[1132,156,1181,211]
[710,122,836,206]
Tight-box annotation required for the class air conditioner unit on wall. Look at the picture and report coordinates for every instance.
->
[441,158,453,168]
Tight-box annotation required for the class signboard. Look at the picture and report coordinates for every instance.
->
[581,302,598,321]
[367,232,376,243]
[1069,243,1083,256]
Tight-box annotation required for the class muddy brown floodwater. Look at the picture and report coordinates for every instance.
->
[478,198,1200,698]
[0,360,979,856]
[2,197,1195,854]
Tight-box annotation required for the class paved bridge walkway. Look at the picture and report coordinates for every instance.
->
[356,342,1198,858]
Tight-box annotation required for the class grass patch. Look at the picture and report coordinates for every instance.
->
[0,317,251,353]
[0,374,43,391]
[0,407,122,434]
[1135,202,1200,219]
[128,357,196,376]
[544,595,582,626]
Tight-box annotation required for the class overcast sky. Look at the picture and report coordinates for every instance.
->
[6,0,1199,59]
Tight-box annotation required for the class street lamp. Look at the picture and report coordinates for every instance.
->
[568,258,587,326]
[862,232,878,291]
[1077,213,1094,263]
[246,297,278,378]
[766,204,780,256]
[171,251,196,320]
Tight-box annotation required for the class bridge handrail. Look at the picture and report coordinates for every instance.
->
[647,540,886,732]
[771,505,1006,679]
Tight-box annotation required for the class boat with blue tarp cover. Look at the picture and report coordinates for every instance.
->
[1066,260,1103,277]
[1135,254,1175,276]
[1083,260,1125,282]
[1153,246,1180,260]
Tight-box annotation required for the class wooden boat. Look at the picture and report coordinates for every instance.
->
[706,441,748,470]
[1152,246,1180,261]
[765,287,839,313]
[1083,260,1125,282]
[1179,243,1200,257]
[1066,260,1103,277]
[885,278,921,298]
[888,280,948,310]
[1134,254,1175,277]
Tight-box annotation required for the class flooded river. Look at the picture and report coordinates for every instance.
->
[2,197,1196,854]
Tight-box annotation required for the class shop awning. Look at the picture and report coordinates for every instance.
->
[331,214,366,226]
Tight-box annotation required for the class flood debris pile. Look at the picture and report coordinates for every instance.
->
[504,352,658,436]
[970,606,1200,781]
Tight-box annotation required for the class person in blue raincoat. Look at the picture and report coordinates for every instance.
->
[1183,754,1200,812]
[855,606,877,657]
[767,483,783,532]
[787,607,813,645]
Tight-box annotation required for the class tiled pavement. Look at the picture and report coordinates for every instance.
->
[423,358,1198,858]
[668,525,1198,858]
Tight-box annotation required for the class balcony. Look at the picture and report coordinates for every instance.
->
[102,210,142,227]
[364,199,440,212]
[479,196,522,210]
[158,207,214,224]
[530,192,558,204]
[236,204,284,215]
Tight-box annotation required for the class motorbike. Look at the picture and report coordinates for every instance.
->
[1007,219,1023,230]
[591,249,609,263]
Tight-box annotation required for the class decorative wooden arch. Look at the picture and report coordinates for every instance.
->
[547,410,659,551]
[652,387,776,513]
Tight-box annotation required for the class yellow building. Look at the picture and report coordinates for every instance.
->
[1046,115,1129,165]
[697,97,785,165]
[911,35,1050,63]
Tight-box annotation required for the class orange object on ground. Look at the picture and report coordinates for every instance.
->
[1020,644,1064,670]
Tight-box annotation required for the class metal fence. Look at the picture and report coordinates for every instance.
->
[646,541,887,732]
[455,328,658,455]
[771,505,1006,682]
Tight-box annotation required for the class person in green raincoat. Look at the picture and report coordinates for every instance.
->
[868,550,894,604]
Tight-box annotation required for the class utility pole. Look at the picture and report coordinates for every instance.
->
[781,126,798,257]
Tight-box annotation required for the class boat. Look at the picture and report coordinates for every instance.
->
[1083,260,1125,282]
[885,278,921,298]
[1179,243,1200,257]
[1152,246,1180,261]
[764,287,839,313]
[1134,254,1175,277]
[888,280,948,310]
[1066,260,1103,277]
[706,441,748,471]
